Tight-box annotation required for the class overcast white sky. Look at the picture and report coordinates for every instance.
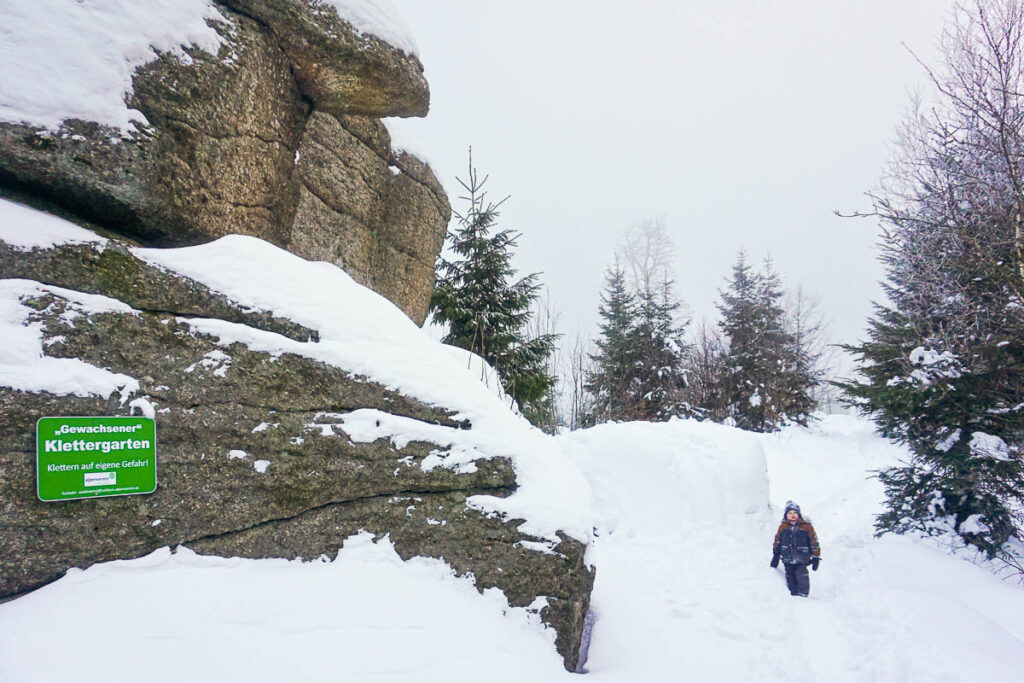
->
[389,0,953,365]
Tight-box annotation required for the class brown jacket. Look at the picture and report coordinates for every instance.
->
[773,519,821,560]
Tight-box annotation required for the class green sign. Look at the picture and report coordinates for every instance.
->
[37,416,157,502]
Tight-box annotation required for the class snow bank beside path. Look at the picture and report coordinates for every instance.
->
[558,419,770,537]
[559,419,782,680]
[0,535,571,683]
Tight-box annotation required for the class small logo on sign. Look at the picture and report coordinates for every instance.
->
[84,472,116,487]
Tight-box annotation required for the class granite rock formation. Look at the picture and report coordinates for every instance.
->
[0,1,448,324]
[0,2,593,671]
[0,232,594,670]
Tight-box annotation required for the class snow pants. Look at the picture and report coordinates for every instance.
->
[784,562,810,597]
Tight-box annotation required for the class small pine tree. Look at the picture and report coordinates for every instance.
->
[586,220,692,424]
[586,263,641,423]
[717,251,767,430]
[429,152,558,426]
[756,259,819,426]
[716,252,819,432]
[630,275,690,420]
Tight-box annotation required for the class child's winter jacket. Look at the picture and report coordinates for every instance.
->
[773,519,820,565]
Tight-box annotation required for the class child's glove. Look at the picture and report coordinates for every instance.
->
[811,557,820,571]
[770,554,780,568]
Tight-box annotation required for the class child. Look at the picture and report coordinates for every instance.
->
[770,501,821,597]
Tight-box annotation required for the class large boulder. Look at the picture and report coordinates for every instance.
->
[0,221,594,671]
[0,1,448,324]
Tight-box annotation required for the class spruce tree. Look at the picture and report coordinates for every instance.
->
[630,275,690,420]
[716,252,819,432]
[757,259,819,427]
[429,154,558,427]
[586,263,640,423]
[717,251,767,430]
[586,220,692,424]
[843,241,1024,558]
[841,0,1024,564]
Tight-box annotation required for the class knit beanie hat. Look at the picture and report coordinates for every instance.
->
[784,500,802,518]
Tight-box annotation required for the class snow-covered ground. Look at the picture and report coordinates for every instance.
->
[566,415,1024,681]
[3,202,1024,682]
[3,414,1024,682]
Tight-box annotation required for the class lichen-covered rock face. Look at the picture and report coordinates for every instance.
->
[0,2,449,324]
[290,112,448,324]
[0,234,594,671]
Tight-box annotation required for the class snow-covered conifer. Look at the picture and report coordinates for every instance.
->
[842,0,1024,564]
[586,262,641,423]
[714,253,819,432]
[429,152,558,428]
[586,219,691,423]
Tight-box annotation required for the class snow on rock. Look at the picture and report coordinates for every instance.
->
[134,235,594,543]
[0,199,109,251]
[128,397,157,419]
[0,0,418,132]
[316,408,591,542]
[184,349,232,377]
[440,344,516,412]
[383,116,437,169]
[322,0,419,55]
[0,280,139,401]
[0,0,226,131]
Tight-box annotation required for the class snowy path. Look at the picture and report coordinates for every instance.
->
[562,415,1024,682]
[760,419,1024,682]
[561,420,793,680]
